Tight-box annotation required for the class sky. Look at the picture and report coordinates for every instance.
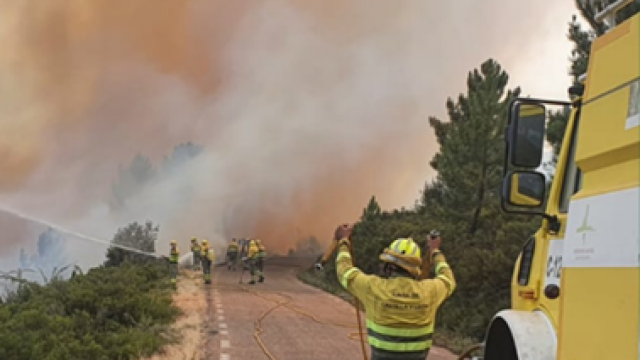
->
[0,1,583,271]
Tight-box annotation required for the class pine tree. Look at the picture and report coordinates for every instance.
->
[419,59,543,339]
[426,59,521,235]
[362,196,382,220]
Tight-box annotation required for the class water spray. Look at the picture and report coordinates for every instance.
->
[0,206,161,259]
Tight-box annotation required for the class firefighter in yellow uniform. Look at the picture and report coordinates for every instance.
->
[201,239,215,284]
[226,239,239,271]
[169,240,180,284]
[334,225,455,360]
[255,238,266,283]
[191,237,201,271]
[246,239,263,285]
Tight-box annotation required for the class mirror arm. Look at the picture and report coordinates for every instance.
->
[500,199,560,233]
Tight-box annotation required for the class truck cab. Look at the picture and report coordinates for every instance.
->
[475,1,639,359]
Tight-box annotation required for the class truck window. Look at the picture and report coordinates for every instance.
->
[559,110,582,213]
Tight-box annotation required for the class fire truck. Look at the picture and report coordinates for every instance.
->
[462,1,639,359]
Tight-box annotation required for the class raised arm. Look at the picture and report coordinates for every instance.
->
[333,225,371,299]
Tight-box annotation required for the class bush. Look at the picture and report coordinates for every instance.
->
[0,261,180,360]
[105,221,159,267]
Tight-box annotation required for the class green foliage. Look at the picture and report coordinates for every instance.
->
[0,262,180,360]
[426,59,521,235]
[105,221,160,267]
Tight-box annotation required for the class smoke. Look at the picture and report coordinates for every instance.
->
[0,0,575,261]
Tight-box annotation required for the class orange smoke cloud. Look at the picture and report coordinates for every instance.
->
[0,1,571,258]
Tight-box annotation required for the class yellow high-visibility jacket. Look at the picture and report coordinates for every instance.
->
[227,242,239,253]
[200,246,215,262]
[247,242,259,259]
[335,239,456,355]
[169,247,180,264]
[256,242,266,258]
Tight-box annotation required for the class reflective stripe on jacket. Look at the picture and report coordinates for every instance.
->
[335,240,456,354]
[169,247,180,263]
[227,243,239,253]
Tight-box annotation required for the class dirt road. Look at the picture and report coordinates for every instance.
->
[153,259,458,360]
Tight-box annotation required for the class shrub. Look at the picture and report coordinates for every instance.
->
[0,262,180,360]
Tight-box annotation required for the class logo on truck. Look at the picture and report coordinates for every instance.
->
[576,205,595,245]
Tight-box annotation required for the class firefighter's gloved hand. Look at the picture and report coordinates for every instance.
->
[334,223,353,241]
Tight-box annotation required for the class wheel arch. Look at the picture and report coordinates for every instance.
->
[482,309,557,360]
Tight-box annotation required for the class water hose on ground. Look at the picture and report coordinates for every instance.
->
[249,290,289,360]
[240,283,368,360]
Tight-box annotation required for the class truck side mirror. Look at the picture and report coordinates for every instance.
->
[507,103,546,168]
[502,171,546,208]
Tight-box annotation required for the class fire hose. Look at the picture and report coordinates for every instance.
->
[241,286,367,360]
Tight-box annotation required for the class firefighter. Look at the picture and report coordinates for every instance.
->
[201,239,214,284]
[169,240,180,284]
[191,237,201,271]
[246,239,262,285]
[334,224,455,360]
[255,238,266,283]
[226,238,239,271]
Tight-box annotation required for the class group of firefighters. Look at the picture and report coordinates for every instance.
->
[167,226,455,360]
[167,237,267,285]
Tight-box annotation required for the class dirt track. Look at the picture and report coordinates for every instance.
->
[152,259,457,360]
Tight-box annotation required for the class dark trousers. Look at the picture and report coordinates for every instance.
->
[256,256,264,273]
[202,258,212,282]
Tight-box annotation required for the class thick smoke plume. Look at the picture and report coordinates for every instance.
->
[0,1,574,262]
